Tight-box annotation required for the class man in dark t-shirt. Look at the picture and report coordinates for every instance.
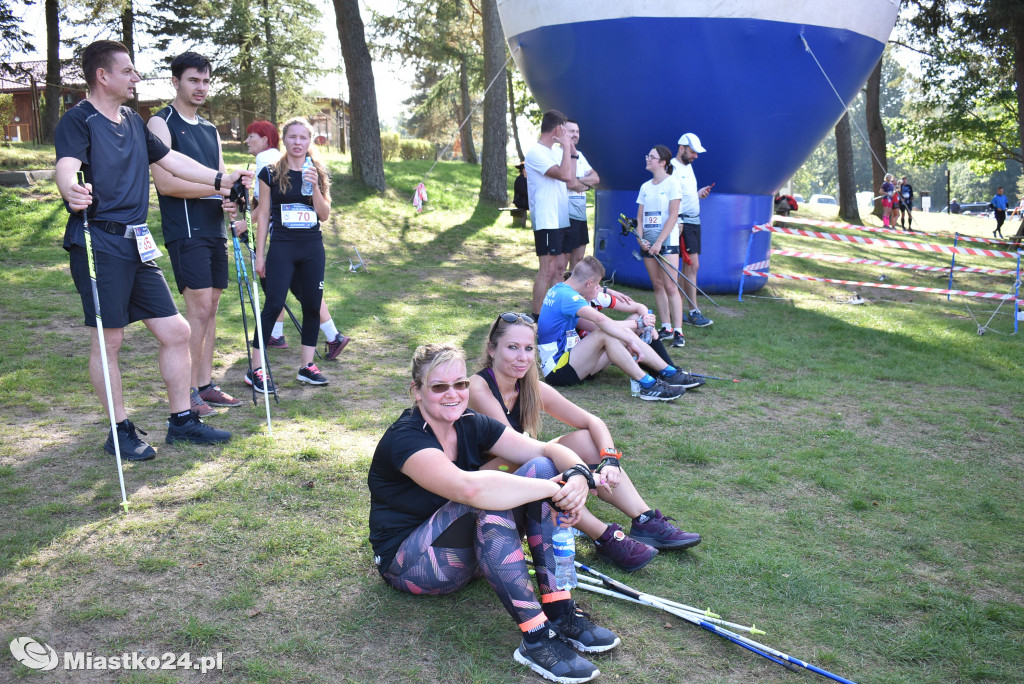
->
[148,52,241,416]
[55,41,252,460]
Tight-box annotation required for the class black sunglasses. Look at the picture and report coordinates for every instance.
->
[499,312,535,324]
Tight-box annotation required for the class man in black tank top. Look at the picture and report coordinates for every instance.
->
[148,52,241,415]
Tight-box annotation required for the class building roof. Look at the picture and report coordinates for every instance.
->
[0,60,85,92]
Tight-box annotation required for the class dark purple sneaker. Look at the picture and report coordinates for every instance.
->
[629,510,701,550]
[324,333,350,361]
[266,335,288,349]
[594,523,658,572]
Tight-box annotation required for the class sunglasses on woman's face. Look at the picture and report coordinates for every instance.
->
[426,380,471,394]
[498,312,534,324]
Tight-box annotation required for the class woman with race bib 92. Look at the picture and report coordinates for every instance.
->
[251,117,331,388]
[636,145,685,348]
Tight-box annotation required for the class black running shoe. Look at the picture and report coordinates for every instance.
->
[638,378,684,401]
[672,330,686,348]
[513,628,600,683]
[165,412,231,445]
[104,420,155,461]
[297,362,328,385]
[244,367,276,393]
[662,371,705,390]
[552,602,621,653]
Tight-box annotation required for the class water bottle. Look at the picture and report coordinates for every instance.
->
[552,518,577,589]
[641,308,654,344]
[300,156,313,196]
[629,378,641,397]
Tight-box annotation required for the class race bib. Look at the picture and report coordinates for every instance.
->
[281,203,316,229]
[565,329,580,350]
[643,212,662,228]
[130,224,162,262]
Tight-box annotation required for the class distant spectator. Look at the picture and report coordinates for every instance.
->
[898,176,914,231]
[511,161,528,227]
[879,173,896,228]
[950,199,961,214]
[990,186,1008,238]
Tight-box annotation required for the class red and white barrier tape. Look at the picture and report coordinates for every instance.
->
[773,214,1024,246]
[766,249,1018,276]
[754,224,1020,259]
[742,269,1023,303]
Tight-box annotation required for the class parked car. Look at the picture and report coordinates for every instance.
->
[939,202,992,217]
[792,194,805,204]
[808,194,837,205]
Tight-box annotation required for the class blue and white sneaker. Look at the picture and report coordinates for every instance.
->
[687,309,713,327]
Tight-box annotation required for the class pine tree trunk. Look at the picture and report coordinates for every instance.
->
[333,0,386,191]
[39,0,61,143]
[866,58,887,219]
[263,0,278,125]
[458,57,477,164]
[121,1,138,112]
[508,69,523,162]
[479,0,507,203]
[835,111,860,223]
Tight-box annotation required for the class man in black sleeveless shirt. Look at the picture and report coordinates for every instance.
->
[148,52,241,416]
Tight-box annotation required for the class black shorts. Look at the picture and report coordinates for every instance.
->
[681,223,701,255]
[69,245,178,328]
[166,237,229,293]
[565,218,590,251]
[543,352,587,387]
[534,228,569,256]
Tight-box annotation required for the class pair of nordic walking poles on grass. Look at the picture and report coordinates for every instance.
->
[552,558,858,684]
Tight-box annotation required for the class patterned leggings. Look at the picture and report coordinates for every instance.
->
[381,457,561,629]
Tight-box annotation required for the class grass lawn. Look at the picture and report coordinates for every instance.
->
[0,144,1022,683]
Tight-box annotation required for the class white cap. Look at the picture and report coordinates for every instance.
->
[677,133,705,153]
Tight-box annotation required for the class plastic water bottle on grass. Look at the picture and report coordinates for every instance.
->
[552,517,577,589]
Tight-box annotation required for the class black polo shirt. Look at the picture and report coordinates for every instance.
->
[368,406,506,572]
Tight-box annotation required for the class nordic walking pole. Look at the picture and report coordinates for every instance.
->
[230,224,258,406]
[618,214,720,308]
[573,575,764,635]
[575,562,858,683]
[242,241,321,361]
[231,182,273,436]
[620,215,702,310]
[688,372,741,383]
[78,171,129,513]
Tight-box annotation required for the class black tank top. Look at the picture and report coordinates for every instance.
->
[475,369,523,434]
[154,105,224,243]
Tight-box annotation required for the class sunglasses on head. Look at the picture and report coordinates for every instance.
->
[425,380,471,394]
[498,312,535,324]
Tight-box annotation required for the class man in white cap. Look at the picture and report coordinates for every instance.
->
[670,132,714,329]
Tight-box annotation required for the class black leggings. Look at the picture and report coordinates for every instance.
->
[255,238,324,348]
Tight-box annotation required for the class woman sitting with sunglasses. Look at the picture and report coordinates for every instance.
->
[469,313,702,573]
[369,343,619,683]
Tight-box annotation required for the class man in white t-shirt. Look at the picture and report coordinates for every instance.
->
[671,132,714,328]
[525,110,576,318]
[564,119,600,270]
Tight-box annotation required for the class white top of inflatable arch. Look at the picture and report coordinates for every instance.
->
[497,0,901,46]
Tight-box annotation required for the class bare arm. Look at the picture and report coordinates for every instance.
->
[147,116,230,198]
[152,147,252,193]
[401,447,563,511]
[538,383,615,454]
[576,306,644,359]
[55,157,90,212]
[253,178,271,277]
